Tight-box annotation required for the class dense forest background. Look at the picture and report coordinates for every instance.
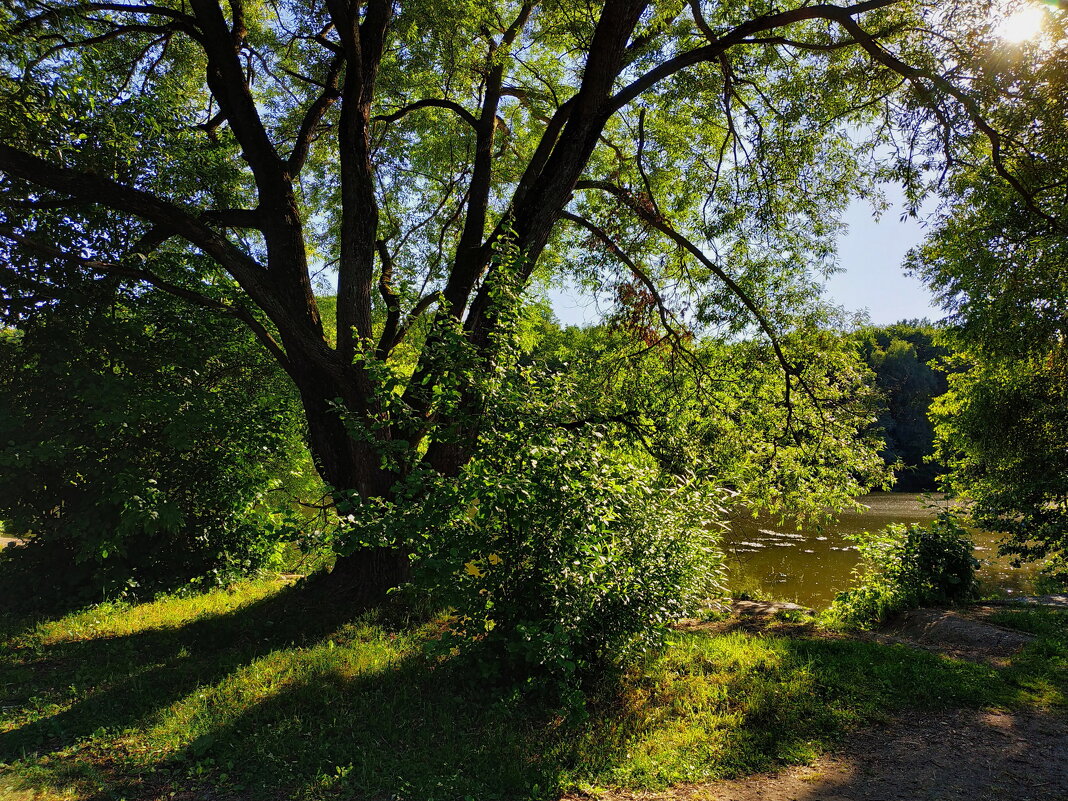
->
[854,322,949,492]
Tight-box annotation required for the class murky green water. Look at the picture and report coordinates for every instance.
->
[723,492,1039,608]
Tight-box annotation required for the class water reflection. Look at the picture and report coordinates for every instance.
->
[723,493,1038,608]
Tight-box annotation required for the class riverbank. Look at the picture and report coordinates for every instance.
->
[1,578,1064,800]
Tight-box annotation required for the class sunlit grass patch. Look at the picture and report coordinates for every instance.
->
[982,607,1067,708]
[145,623,417,753]
[566,627,1003,791]
[2,582,1065,801]
[19,578,289,646]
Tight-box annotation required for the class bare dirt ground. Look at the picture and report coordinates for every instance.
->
[569,602,1068,801]
[565,708,1068,801]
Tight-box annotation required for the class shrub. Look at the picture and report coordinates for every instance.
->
[0,292,319,610]
[430,440,725,686]
[337,360,727,694]
[825,514,978,629]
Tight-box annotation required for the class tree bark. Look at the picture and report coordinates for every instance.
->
[318,545,412,607]
[282,340,410,604]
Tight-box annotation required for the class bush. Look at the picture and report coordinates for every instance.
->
[1034,561,1068,596]
[825,514,978,629]
[429,440,725,686]
[337,360,727,694]
[0,292,319,610]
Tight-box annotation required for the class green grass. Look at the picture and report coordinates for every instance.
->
[981,606,1068,707]
[0,580,1064,801]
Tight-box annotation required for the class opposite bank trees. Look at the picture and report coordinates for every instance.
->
[0,0,1052,601]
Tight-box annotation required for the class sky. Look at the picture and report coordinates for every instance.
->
[548,193,944,329]
[826,196,942,326]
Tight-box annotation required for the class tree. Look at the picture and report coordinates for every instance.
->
[0,0,1049,602]
[854,322,950,491]
[907,4,1068,579]
[907,4,1068,361]
[931,352,1068,580]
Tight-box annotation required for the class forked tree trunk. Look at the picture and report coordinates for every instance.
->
[287,350,412,605]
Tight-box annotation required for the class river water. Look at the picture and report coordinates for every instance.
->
[722,492,1039,608]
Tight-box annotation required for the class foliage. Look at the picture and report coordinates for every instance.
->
[907,5,1068,578]
[420,439,726,687]
[0,289,320,608]
[337,332,728,687]
[825,514,978,629]
[0,0,1041,603]
[332,271,882,688]
[853,322,951,491]
[931,350,1068,583]
[533,321,892,523]
[906,4,1068,362]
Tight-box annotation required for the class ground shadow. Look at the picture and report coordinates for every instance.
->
[87,653,571,801]
[0,578,380,761]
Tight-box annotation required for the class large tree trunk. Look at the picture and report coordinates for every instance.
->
[286,347,411,606]
[321,545,412,607]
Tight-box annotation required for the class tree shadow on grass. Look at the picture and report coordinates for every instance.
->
[0,579,382,762]
[93,653,572,801]
[548,632,1019,793]
[1,581,584,801]
[136,634,1013,801]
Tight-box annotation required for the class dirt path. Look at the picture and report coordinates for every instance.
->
[982,595,1068,609]
[573,602,1068,801]
[565,708,1068,801]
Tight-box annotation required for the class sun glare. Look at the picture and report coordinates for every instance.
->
[997,5,1047,42]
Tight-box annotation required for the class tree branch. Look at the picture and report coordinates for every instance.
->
[574,180,809,431]
[441,1,537,319]
[201,207,264,229]
[375,238,401,358]
[15,3,202,40]
[0,224,294,375]
[559,210,687,348]
[827,10,1065,233]
[0,144,331,357]
[188,0,284,184]
[372,98,478,129]
[608,0,901,113]
[326,0,392,361]
[287,54,344,175]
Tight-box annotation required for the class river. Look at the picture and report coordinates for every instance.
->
[722,492,1039,608]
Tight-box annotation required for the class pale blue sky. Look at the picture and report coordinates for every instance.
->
[829,197,941,325]
[548,195,943,329]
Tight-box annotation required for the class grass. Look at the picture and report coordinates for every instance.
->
[0,580,1064,801]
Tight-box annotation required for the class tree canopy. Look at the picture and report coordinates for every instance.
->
[904,5,1068,579]
[1,0,1062,601]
